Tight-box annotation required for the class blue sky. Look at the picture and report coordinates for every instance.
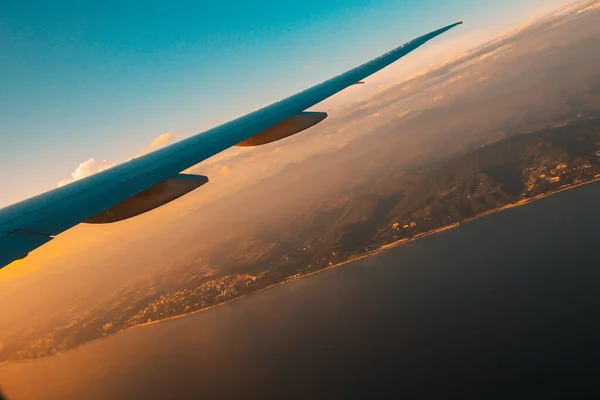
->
[0,0,567,206]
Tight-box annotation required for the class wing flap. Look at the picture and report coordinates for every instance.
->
[236,112,328,146]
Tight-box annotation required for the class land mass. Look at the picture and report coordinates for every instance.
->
[2,117,600,363]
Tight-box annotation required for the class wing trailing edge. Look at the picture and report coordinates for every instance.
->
[236,112,328,146]
[85,174,209,224]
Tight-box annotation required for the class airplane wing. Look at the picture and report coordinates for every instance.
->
[0,22,462,270]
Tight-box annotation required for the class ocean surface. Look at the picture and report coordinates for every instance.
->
[2,183,600,399]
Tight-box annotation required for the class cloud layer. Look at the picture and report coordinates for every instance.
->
[58,159,117,187]
[150,131,181,150]
[58,131,182,187]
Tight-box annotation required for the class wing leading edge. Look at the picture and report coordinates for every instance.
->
[0,21,463,270]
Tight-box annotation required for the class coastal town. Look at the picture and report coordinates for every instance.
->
[3,119,600,362]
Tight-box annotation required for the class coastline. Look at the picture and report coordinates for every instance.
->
[106,176,600,332]
[2,177,599,368]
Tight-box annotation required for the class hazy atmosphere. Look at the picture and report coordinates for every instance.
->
[1,0,600,398]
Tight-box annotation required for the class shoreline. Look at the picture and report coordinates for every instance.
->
[2,177,600,368]
[94,177,600,330]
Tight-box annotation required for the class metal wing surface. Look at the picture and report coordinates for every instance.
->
[0,22,462,269]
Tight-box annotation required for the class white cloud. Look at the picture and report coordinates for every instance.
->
[150,131,181,150]
[57,131,180,188]
[58,158,116,187]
